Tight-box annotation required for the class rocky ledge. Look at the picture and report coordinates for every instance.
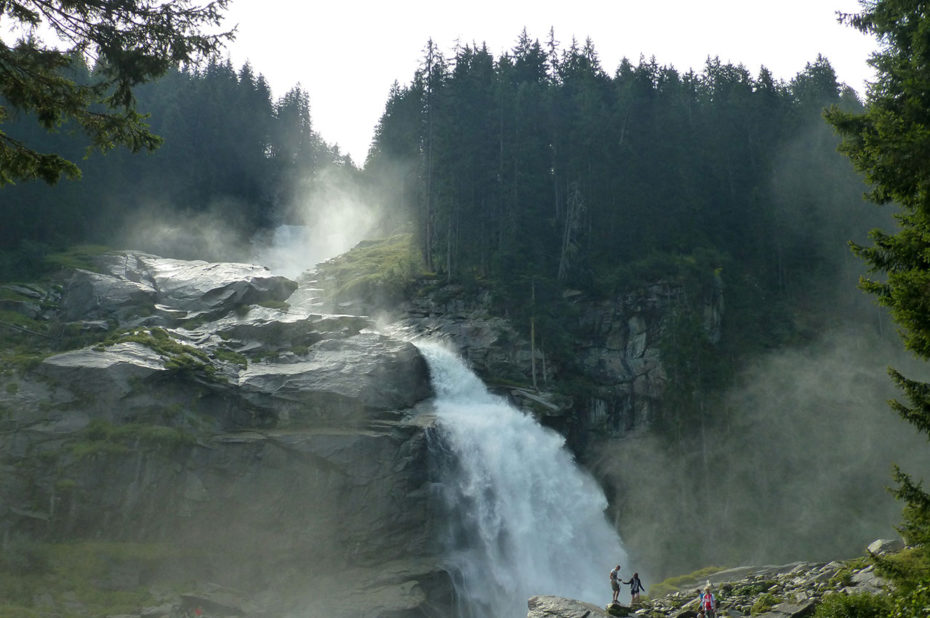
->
[530,539,899,618]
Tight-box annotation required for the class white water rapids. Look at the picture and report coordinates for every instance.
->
[417,341,628,617]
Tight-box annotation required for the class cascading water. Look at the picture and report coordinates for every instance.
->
[417,341,628,617]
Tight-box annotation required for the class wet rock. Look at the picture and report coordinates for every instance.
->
[389,277,721,457]
[849,565,889,594]
[527,594,610,617]
[59,251,297,324]
[237,333,431,424]
[61,268,156,322]
[867,537,904,555]
[0,252,445,618]
[180,583,262,616]
[39,342,167,400]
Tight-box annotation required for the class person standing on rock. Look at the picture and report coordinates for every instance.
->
[699,585,717,617]
[624,572,645,605]
[609,564,622,603]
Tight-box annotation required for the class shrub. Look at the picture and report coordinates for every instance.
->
[751,592,781,614]
[891,583,930,618]
[813,591,893,618]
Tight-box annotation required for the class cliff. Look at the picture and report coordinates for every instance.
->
[0,251,449,617]
[328,274,723,453]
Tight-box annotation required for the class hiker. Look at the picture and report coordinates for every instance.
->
[698,585,717,617]
[624,572,645,604]
[609,564,622,603]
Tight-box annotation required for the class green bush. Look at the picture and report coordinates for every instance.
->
[813,591,893,618]
[751,592,782,614]
[891,583,930,618]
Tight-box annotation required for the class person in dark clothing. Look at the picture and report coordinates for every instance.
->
[624,572,646,605]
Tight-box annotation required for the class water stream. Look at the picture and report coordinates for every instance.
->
[417,341,627,617]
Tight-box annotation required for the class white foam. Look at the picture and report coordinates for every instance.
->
[418,341,627,617]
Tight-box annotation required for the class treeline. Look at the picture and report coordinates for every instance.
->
[0,58,354,278]
[365,33,887,353]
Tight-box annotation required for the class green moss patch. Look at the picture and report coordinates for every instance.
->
[72,419,196,458]
[650,566,727,597]
[0,541,187,617]
[0,309,47,332]
[98,327,207,361]
[315,233,423,306]
[96,327,220,379]
[43,245,112,273]
[0,287,36,303]
[212,346,248,367]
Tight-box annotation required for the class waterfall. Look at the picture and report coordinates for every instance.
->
[418,341,628,617]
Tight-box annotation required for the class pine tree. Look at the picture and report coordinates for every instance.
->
[0,1,232,185]
[826,0,930,593]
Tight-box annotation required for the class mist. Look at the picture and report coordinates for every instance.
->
[588,114,928,581]
[251,165,382,278]
[113,163,383,280]
[117,198,253,263]
[596,321,930,581]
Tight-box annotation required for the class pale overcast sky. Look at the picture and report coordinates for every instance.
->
[221,0,878,164]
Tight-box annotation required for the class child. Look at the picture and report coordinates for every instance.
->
[699,585,717,618]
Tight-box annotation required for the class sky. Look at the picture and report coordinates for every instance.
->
[220,0,879,165]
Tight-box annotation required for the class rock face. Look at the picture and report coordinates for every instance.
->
[390,276,724,452]
[527,595,611,617]
[0,251,448,617]
[60,252,298,322]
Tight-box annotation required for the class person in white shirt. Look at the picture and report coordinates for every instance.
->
[609,565,621,603]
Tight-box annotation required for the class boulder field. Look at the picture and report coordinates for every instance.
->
[529,543,897,617]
